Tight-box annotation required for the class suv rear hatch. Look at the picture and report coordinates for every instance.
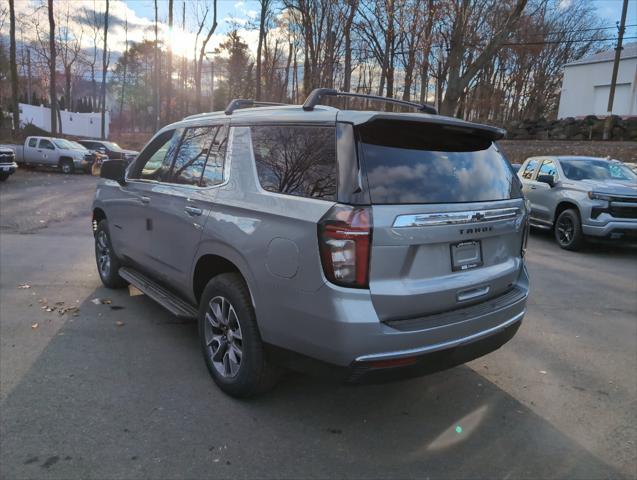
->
[354,118,526,322]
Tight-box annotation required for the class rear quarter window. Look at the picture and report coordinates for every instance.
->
[357,120,522,204]
[250,125,336,201]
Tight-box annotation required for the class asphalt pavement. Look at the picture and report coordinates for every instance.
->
[1,169,636,479]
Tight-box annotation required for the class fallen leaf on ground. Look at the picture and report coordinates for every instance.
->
[116,321,125,327]
[539,370,547,375]
[59,306,80,316]
[31,323,39,329]
[110,305,125,311]
[91,298,113,305]
[18,284,31,289]
[128,285,144,297]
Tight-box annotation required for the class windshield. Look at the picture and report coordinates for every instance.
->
[561,159,637,182]
[53,139,75,149]
[103,142,122,150]
[357,120,522,204]
[70,141,87,150]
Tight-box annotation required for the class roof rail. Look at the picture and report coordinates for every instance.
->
[224,99,288,115]
[302,88,437,114]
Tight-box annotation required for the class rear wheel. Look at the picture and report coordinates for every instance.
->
[59,159,74,174]
[198,273,280,397]
[95,220,127,288]
[555,209,584,250]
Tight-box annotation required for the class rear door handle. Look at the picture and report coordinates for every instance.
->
[140,196,151,204]
[185,206,203,216]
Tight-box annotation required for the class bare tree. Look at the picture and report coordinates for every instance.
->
[100,0,109,139]
[439,0,528,116]
[195,0,218,111]
[153,0,160,129]
[57,2,84,112]
[342,0,359,92]
[255,0,272,100]
[118,14,128,134]
[8,0,19,133]
[165,0,174,124]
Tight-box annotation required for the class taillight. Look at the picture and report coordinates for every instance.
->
[318,205,372,288]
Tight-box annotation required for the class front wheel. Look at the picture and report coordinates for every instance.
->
[198,273,281,397]
[59,159,74,174]
[94,220,127,288]
[555,209,584,250]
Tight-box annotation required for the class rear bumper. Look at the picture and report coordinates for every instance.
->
[261,265,528,370]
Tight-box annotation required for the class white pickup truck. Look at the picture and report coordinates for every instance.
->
[12,136,93,174]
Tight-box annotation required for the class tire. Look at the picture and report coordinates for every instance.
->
[198,273,281,398]
[0,173,8,182]
[59,159,74,174]
[554,209,584,251]
[94,219,127,288]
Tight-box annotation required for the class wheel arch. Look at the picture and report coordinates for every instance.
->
[192,249,257,309]
[553,201,580,225]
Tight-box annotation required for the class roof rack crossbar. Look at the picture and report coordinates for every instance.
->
[224,99,288,115]
[302,88,437,114]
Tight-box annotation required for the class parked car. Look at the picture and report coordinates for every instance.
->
[13,136,93,173]
[93,89,530,397]
[518,155,637,249]
[0,146,18,181]
[77,139,138,162]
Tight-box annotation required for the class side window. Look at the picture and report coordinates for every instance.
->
[28,138,37,148]
[250,125,336,200]
[130,130,180,181]
[201,125,228,187]
[169,126,218,185]
[521,159,539,180]
[539,159,557,179]
[39,139,55,150]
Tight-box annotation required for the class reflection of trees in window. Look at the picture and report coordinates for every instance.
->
[252,126,336,200]
[172,127,217,184]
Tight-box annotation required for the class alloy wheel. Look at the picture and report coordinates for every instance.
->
[96,230,111,277]
[204,296,243,378]
[557,216,574,246]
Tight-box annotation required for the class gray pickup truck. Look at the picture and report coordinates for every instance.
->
[518,156,637,249]
[13,136,93,173]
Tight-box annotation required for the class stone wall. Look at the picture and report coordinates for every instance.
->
[505,115,637,141]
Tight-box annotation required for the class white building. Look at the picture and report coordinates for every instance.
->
[18,103,109,139]
[557,43,637,118]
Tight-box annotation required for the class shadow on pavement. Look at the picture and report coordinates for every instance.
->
[0,285,625,480]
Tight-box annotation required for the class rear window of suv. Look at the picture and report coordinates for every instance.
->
[357,120,522,204]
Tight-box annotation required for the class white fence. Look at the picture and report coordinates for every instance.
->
[18,103,109,139]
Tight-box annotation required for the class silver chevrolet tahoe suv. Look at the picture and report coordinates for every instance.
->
[93,89,530,397]
[518,156,637,250]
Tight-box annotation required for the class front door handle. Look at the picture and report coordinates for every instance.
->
[140,196,151,204]
[530,186,537,190]
[185,206,203,216]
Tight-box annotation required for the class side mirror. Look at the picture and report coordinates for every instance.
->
[100,159,127,185]
[537,174,555,187]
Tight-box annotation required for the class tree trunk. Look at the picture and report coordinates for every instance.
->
[281,41,293,102]
[119,15,128,135]
[165,0,173,124]
[100,0,109,138]
[9,0,19,134]
[153,0,160,130]
[255,0,268,101]
[342,0,358,92]
[48,0,57,135]
[196,0,218,112]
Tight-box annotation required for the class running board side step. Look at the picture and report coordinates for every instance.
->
[118,267,198,319]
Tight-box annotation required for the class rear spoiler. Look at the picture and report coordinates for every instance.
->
[340,112,506,141]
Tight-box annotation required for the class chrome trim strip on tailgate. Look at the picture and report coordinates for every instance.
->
[393,207,521,228]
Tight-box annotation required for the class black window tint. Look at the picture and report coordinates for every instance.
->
[251,125,336,200]
[539,159,557,178]
[201,126,227,187]
[170,126,218,185]
[358,120,522,204]
[131,130,180,181]
[39,139,55,150]
[522,159,539,179]
[28,138,37,147]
